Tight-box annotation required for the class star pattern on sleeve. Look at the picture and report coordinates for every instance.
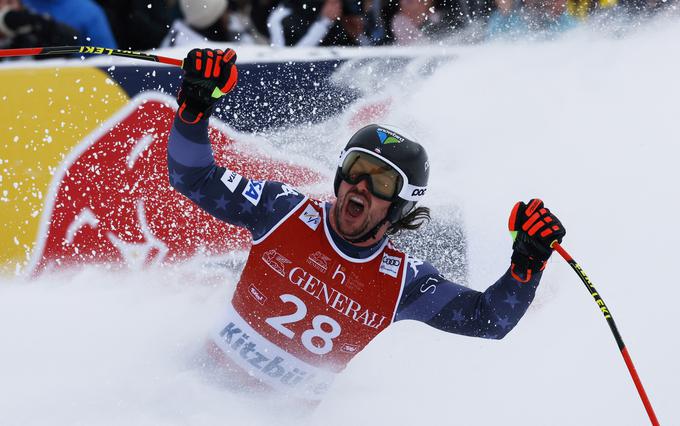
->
[264,197,276,212]
[399,265,542,340]
[168,116,304,239]
[496,315,512,330]
[214,195,230,211]
[451,308,466,325]
[188,189,205,203]
[170,169,184,186]
[239,199,255,214]
[503,292,520,309]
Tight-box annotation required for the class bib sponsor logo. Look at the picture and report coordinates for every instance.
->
[379,253,401,278]
[332,264,346,285]
[243,179,264,206]
[249,284,267,305]
[288,266,388,330]
[215,318,332,398]
[220,168,242,192]
[307,251,331,274]
[262,249,292,277]
[340,343,359,354]
[299,204,321,231]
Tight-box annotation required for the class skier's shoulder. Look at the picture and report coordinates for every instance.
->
[404,255,440,286]
[239,180,308,240]
[237,179,306,220]
[260,180,306,208]
[384,240,440,284]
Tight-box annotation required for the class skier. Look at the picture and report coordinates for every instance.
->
[167,48,566,403]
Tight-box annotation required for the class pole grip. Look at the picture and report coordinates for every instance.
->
[0,47,42,57]
[552,241,573,262]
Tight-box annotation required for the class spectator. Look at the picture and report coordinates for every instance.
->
[21,0,117,48]
[249,0,280,40]
[359,0,390,45]
[267,0,366,47]
[0,0,79,52]
[226,0,272,44]
[161,0,255,47]
[486,0,577,39]
[94,0,171,51]
[434,0,495,35]
[390,0,443,45]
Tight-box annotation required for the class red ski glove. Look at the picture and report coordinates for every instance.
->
[177,48,238,124]
[508,198,566,282]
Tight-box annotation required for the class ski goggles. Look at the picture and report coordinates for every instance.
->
[338,149,405,201]
[338,147,428,202]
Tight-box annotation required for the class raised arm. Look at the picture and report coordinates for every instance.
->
[395,199,566,339]
[167,48,304,239]
[395,260,542,339]
[267,1,340,47]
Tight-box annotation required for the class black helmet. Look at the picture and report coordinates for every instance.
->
[334,124,430,225]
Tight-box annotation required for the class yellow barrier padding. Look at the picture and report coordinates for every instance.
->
[567,0,617,18]
[0,67,130,274]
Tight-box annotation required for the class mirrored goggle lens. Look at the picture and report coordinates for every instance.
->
[340,152,403,200]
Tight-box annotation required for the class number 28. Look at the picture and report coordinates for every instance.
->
[265,294,341,355]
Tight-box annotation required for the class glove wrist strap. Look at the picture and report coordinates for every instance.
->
[510,250,546,283]
[178,102,205,124]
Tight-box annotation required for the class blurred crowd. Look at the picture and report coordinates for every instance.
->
[0,0,678,54]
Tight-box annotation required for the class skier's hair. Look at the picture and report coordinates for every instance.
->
[386,206,431,235]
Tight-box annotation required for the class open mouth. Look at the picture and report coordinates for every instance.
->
[346,195,366,218]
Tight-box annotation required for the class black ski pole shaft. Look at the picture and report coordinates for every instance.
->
[0,45,183,67]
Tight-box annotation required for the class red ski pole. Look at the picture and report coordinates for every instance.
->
[0,45,183,67]
[551,242,659,425]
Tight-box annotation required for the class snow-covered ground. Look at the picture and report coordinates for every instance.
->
[2,18,679,426]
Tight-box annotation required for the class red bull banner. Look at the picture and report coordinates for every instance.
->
[29,94,323,274]
[1,66,129,274]
[0,68,335,275]
[0,58,399,275]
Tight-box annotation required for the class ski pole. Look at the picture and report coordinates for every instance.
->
[551,242,659,425]
[0,45,183,67]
